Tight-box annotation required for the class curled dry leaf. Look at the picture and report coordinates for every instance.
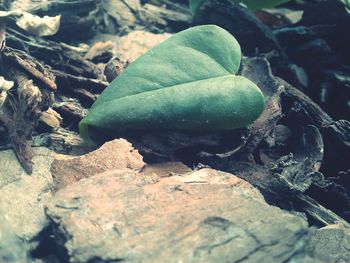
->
[0,10,22,20]
[0,10,60,37]
[16,13,61,37]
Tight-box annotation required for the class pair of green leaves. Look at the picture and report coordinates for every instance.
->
[79,25,265,145]
[189,0,291,15]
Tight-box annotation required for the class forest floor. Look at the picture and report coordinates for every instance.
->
[0,0,349,262]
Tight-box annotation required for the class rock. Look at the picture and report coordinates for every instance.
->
[0,147,55,241]
[307,224,350,262]
[46,167,314,263]
[0,213,29,263]
[0,149,24,188]
[51,138,145,190]
[142,161,192,177]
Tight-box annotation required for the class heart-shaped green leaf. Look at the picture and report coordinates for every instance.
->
[79,25,265,145]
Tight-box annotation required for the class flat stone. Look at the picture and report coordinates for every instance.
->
[0,149,25,188]
[0,147,55,241]
[307,224,350,262]
[51,138,145,190]
[0,213,28,263]
[46,167,313,263]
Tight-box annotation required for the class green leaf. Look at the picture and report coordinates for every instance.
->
[79,25,265,145]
